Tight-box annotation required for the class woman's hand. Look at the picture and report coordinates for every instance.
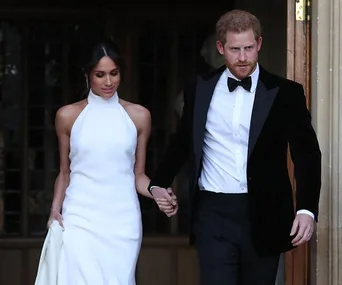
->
[155,188,178,217]
[47,209,64,229]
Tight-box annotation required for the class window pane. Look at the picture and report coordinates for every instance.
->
[27,20,63,235]
[30,86,62,106]
[138,23,173,235]
[4,150,20,170]
[29,190,49,235]
[0,21,23,236]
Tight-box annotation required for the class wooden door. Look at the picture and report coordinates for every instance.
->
[285,0,311,285]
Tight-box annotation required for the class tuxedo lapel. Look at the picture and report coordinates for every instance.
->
[193,67,224,162]
[248,70,279,159]
[192,66,279,162]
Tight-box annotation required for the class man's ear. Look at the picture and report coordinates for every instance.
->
[257,37,263,52]
[216,40,225,55]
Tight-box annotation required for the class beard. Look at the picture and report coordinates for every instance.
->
[227,60,257,80]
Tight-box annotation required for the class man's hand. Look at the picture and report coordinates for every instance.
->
[290,213,315,246]
[151,187,178,217]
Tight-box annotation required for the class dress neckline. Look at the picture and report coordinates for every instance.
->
[87,89,119,106]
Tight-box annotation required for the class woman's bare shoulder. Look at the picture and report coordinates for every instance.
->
[120,99,151,128]
[56,99,87,121]
[55,99,88,135]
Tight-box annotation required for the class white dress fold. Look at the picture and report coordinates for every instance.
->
[34,220,63,285]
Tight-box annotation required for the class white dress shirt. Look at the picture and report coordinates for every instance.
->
[199,65,258,193]
[198,64,314,219]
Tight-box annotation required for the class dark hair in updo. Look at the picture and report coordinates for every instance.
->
[81,37,125,77]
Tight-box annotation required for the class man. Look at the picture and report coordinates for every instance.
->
[150,9,321,285]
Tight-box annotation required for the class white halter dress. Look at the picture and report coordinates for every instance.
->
[57,90,142,285]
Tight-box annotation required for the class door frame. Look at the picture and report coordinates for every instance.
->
[285,0,311,284]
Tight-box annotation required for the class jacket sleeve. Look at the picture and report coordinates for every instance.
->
[148,76,197,190]
[288,83,322,221]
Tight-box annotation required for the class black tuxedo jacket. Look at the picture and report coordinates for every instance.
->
[149,65,321,255]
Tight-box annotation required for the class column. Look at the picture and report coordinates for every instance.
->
[311,0,342,284]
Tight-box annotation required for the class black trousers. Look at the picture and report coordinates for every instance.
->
[193,191,280,285]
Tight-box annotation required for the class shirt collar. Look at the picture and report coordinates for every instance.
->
[225,63,259,93]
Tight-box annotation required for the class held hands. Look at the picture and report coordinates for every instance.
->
[290,213,314,246]
[47,209,64,229]
[151,187,178,217]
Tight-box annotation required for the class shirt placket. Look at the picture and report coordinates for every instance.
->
[232,87,245,192]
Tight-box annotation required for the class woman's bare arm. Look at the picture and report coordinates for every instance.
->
[126,102,177,211]
[48,102,85,227]
[128,104,153,198]
[52,107,72,210]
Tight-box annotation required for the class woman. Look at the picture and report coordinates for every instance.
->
[45,38,175,284]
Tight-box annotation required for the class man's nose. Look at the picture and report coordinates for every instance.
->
[238,49,246,61]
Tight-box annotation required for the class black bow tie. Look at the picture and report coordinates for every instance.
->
[227,76,252,92]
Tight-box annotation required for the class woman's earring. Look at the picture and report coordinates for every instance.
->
[85,75,89,89]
